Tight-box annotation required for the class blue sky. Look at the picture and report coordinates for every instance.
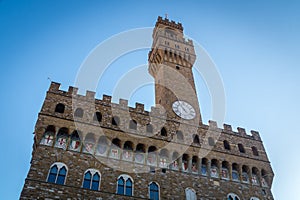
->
[1,0,300,199]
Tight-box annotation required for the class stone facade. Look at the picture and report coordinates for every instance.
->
[20,17,274,200]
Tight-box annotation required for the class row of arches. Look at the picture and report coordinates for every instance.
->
[163,47,192,64]
[223,140,259,156]
[55,103,102,121]
[54,103,154,133]
[40,126,269,188]
[50,109,262,159]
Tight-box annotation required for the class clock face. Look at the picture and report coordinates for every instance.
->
[172,100,196,120]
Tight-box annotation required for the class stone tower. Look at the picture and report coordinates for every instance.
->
[148,17,201,124]
[20,17,274,200]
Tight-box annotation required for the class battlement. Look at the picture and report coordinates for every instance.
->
[156,16,183,31]
[207,120,261,141]
[48,82,262,141]
[153,16,194,46]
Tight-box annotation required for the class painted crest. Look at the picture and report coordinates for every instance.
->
[55,137,67,149]
[159,157,168,168]
[192,163,198,173]
[147,153,157,166]
[221,168,229,179]
[122,150,133,161]
[110,148,119,159]
[182,162,188,172]
[96,144,107,156]
[135,153,144,164]
[210,167,219,178]
[201,165,207,175]
[41,134,54,146]
[171,160,179,170]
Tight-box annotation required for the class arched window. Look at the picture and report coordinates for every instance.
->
[223,140,231,150]
[135,143,145,153]
[191,156,198,173]
[123,141,133,150]
[171,152,179,170]
[129,120,137,130]
[69,130,81,152]
[176,131,184,141]
[201,158,208,176]
[125,178,133,196]
[185,187,196,200]
[250,197,260,200]
[159,149,169,169]
[208,137,215,146]
[182,154,189,172]
[238,143,245,153]
[112,138,121,148]
[210,159,219,178]
[112,116,120,126]
[160,127,167,136]
[147,146,157,166]
[83,171,91,189]
[242,165,250,183]
[117,175,133,196]
[227,193,240,200]
[146,124,153,134]
[74,108,84,118]
[232,163,240,181]
[149,182,159,200]
[135,143,145,164]
[252,167,260,185]
[55,103,65,113]
[47,162,67,185]
[221,161,229,179]
[117,177,124,195]
[252,146,259,156]
[123,141,134,161]
[92,173,100,190]
[54,127,69,150]
[83,133,95,154]
[261,169,269,187]
[82,169,101,191]
[93,112,102,122]
[110,138,121,159]
[40,125,56,146]
[193,135,200,145]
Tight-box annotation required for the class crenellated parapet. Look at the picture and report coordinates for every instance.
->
[156,16,183,32]
[48,82,262,142]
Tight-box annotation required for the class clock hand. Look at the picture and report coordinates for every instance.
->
[179,102,188,113]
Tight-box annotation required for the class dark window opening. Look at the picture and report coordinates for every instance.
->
[112,116,120,126]
[238,144,245,153]
[193,135,200,144]
[160,127,167,137]
[223,140,231,150]
[252,146,259,156]
[93,112,102,122]
[112,138,121,148]
[55,103,65,113]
